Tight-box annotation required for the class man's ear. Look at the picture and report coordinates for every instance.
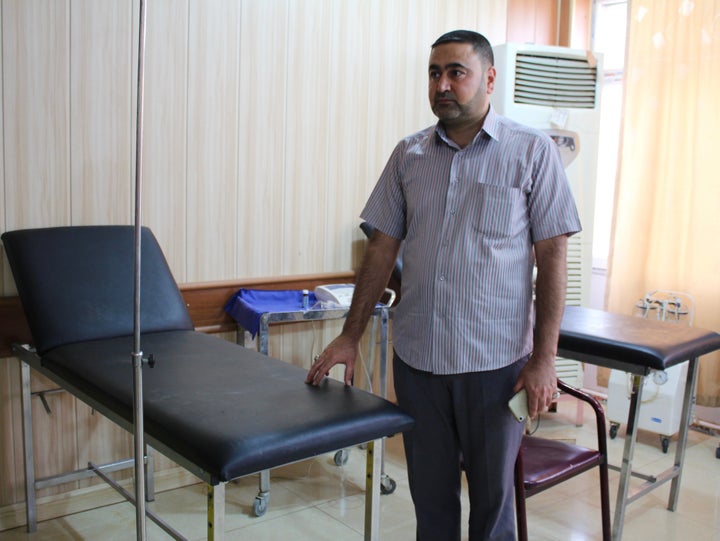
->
[486,66,497,94]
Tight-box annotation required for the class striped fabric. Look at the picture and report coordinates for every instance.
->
[361,106,581,374]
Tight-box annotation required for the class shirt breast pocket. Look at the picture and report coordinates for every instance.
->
[470,183,519,238]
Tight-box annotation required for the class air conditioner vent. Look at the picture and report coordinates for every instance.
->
[513,52,598,109]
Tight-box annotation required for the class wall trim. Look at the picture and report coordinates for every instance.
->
[0,271,355,358]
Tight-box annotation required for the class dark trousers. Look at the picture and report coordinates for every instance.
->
[393,353,527,541]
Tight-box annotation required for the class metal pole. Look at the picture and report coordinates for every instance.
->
[133,0,148,539]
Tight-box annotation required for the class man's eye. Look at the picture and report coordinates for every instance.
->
[451,70,465,78]
[429,72,440,80]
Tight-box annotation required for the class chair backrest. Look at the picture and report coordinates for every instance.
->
[2,225,193,355]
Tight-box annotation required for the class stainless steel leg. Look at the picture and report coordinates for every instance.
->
[235,322,272,516]
[20,361,37,532]
[366,314,378,389]
[364,439,381,541]
[668,357,698,510]
[208,483,226,541]
[378,308,389,400]
[258,317,270,356]
[612,373,646,540]
[145,444,155,502]
[254,469,270,516]
[378,308,394,494]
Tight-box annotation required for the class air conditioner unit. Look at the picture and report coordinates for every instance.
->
[492,43,603,387]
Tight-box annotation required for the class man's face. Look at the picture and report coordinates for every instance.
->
[428,42,495,125]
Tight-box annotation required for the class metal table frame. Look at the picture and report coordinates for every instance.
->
[563,350,698,540]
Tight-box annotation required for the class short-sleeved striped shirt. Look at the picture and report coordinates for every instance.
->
[361,106,582,374]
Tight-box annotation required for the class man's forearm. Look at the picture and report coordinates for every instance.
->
[533,235,569,359]
[341,231,402,342]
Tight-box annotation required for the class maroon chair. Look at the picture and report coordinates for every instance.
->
[514,379,611,541]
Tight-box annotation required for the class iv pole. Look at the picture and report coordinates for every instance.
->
[132,0,148,539]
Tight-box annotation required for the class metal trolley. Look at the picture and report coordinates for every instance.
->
[228,288,398,516]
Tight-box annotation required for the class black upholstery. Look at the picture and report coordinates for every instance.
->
[44,330,408,483]
[559,306,720,372]
[514,379,611,541]
[1,225,414,487]
[2,226,193,355]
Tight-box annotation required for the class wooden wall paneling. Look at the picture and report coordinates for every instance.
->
[68,0,136,489]
[324,1,372,273]
[389,0,431,145]
[363,0,431,191]
[70,1,133,226]
[317,2,389,380]
[0,4,15,496]
[0,7,5,297]
[281,0,333,277]
[279,1,335,367]
[186,0,241,282]
[505,0,558,45]
[0,359,21,506]
[140,0,190,281]
[1,1,73,509]
[444,0,507,47]
[2,0,71,231]
[236,0,288,279]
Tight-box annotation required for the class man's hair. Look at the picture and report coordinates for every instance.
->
[431,30,494,67]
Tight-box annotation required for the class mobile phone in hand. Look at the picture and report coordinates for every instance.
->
[508,389,529,423]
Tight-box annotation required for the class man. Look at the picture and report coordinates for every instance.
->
[306,30,580,540]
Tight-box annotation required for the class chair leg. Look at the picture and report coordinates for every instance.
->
[599,462,612,541]
[514,452,528,541]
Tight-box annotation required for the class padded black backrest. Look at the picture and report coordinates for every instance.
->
[2,226,193,355]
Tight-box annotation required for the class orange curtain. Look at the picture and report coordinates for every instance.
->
[605,1,720,405]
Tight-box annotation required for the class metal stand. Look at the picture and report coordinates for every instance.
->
[132,1,148,539]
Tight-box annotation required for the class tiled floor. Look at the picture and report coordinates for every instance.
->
[2,399,719,540]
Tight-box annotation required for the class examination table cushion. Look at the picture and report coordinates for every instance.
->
[559,306,720,372]
[41,329,414,485]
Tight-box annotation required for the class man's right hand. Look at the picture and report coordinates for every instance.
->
[305,334,360,386]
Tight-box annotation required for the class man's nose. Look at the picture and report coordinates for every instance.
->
[436,73,452,92]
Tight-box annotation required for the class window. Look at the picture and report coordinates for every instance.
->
[591,0,628,269]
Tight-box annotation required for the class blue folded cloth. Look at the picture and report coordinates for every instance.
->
[224,288,318,338]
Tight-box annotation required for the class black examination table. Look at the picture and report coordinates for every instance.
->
[557,306,720,540]
[2,226,414,540]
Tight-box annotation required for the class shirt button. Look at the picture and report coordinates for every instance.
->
[439,275,445,281]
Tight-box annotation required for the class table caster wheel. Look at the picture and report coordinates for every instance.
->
[661,436,670,454]
[380,475,397,495]
[253,494,269,517]
[334,449,349,466]
[609,423,619,439]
